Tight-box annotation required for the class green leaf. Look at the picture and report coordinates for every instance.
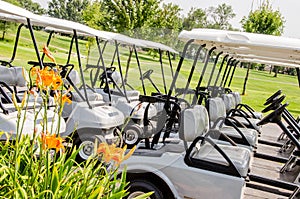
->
[51,165,60,196]
[132,192,153,199]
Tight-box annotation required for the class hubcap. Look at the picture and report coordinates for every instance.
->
[78,140,95,160]
[124,129,139,145]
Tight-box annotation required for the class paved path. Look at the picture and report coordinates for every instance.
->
[244,123,300,199]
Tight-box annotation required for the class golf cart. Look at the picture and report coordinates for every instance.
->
[0,4,66,140]
[81,34,162,147]
[120,29,300,198]
[0,2,125,162]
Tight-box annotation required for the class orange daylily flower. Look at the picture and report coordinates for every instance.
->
[30,67,63,90]
[43,45,56,63]
[41,133,65,152]
[54,92,72,105]
[97,143,136,166]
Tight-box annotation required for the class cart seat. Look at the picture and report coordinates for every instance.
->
[179,105,251,177]
[223,92,262,120]
[0,65,27,87]
[193,143,250,177]
[207,97,258,147]
[71,90,103,102]
[220,126,258,147]
[95,88,139,102]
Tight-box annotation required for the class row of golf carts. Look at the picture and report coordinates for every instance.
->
[0,1,299,198]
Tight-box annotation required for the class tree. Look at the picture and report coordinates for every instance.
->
[240,1,284,35]
[3,0,45,14]
[101,0,161,33]
[182,7,207,30]
[48,0,89,23]
[142,2,182,47]
[82,1,105,30]
[84,0,182,48]
[150,3,182,30]
[207,3,236,30]
[241,0,285,78]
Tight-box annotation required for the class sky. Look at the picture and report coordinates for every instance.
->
[33,0,300,38]
[164,0,300,38]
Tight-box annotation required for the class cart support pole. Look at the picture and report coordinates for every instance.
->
[27,18,43,69]
[242,62,251,95]
[10,23,24,64]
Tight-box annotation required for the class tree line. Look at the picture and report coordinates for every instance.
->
[2,0,291,76]
[3,0,285,37]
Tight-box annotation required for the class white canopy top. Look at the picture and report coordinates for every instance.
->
[238,57,300,68]
[179,28,300,67]
[0,1,173,51]
[0,1,101,35]
[0,13,28,24]
[0,1,146,46]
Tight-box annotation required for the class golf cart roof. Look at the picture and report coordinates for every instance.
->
[178,29,300,67]
[238,57,300,68]
[0,1,107,38]
[0,13,28,24]
[45,26,146,47]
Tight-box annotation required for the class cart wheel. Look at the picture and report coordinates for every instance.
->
[73,133,105,163]
[123,125,141,148]
[127,179,164,199]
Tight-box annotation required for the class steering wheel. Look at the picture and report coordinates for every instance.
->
[99,67,116,81]
[107,66,116,72]
[257,103,288,126]
[140,69,153,80]
[27,61,56,68]
[0,60,13,67]
[60,64,74,78]
[264,90,282,106]
[262,95,285,113]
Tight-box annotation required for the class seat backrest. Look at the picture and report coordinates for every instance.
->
[207,97,226,123]
[0,65,28,87]
[65,70,81,86]
[179,105,209,142]
[231,91,242,105]
[71,90,103,102]
[221,93,236,112]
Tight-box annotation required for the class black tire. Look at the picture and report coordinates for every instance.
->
[127,179,164,199]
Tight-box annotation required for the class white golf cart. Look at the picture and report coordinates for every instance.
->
[120,29,300,198]
[0,4,66,141]
[0,1,125,162]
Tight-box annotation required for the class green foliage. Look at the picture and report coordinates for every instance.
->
[182,7,207,30]
[150,3,182,30]
[241,0,284,35]
[207,3,236,30]
[101,0,160,33]
[182,3,235,31]
[0,134,132,198]
[3,0,45,14]
[258,64,265,71]
[132,3,182,48]
[48,0,89,23]
[82,1,105,30]
[0,47,149,197]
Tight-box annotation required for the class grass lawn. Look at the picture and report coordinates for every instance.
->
[0,25,299,117]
